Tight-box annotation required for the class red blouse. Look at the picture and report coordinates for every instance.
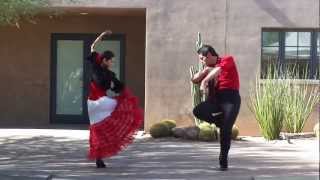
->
[215,56,240,91]
[88,82,107,100]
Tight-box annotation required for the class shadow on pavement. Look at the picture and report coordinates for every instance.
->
[0,135,318,180]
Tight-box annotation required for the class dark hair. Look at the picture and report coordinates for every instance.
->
[101,50,114,61]
[197,44,219,57]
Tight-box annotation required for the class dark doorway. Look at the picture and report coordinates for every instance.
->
[50,33,125,124]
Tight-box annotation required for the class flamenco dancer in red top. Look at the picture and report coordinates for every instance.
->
[192,45,241,171]
[87,30,143,168]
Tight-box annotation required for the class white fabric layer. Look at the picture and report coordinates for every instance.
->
[87,96,118,125]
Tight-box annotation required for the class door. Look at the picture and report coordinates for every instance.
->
[50,33,125,124]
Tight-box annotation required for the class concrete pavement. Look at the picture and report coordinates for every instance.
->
[0,129,318,180]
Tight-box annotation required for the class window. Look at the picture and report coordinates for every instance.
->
[262,31,280,76]
[261,29,319,79]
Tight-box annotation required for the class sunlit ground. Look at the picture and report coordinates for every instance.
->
[0,129,318,180]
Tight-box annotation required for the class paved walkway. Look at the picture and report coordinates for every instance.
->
[0,129,318,180]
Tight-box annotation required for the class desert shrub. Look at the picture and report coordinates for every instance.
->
[231,125,239,140]
[249,65,288,140]
[250,64,319,139]
[215,125,239,140]
[160,119,176,130]
[149,119,177,138]
[149,122,171,138]
[198,122,218,141]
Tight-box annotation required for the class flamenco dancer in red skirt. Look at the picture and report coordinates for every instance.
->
[87,30,143,168]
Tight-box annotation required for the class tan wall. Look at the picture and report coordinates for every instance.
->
[0,0,319,135]
[143,0,319,135]
[0,14,145,126]
[226,0,319,135]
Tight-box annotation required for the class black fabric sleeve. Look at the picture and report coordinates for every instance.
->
[110,72,124,93]
[87,51,99,64]
[88,51,112,90]
[91,70,111,90]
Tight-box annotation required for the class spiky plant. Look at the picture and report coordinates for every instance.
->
[190,32,206,126]
[282,65,320,133]
[250,63,320,140]
[249,64,287,140]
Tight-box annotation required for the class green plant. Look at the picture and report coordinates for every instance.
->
[190,32,206,126]
[249,64,287,140]
[250,63,319,139]
[0,0,76,27]
[160,119,176,130]
[0,0,49,27]
[215,125,239,140]
[198,122,218,141]
[231,125,239,140]
[149,119,176,138]
[282,66,320,133]
[149,122,171,138]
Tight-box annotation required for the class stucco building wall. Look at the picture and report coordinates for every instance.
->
[0,0,318,135]
[0,14,145,126]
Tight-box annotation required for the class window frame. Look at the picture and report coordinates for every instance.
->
[50,33,126,124]
[261,28,319,80]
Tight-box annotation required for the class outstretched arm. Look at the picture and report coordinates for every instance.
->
[90,30,112,52]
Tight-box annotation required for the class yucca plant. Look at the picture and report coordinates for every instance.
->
[250,63,320,139]
[190,32,206,126]
[249,64,288,140]
[282,66,320,133]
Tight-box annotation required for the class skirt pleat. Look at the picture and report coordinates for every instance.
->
[88,88,143,160]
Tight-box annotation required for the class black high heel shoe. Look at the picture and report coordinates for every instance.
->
[219,154,228,171]
[96,159,106,168]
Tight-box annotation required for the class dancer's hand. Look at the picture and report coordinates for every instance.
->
[200,78,208,91]
[191,67,211,84]
[91,30,112,52]
[101,30,112,36]
[200,80,209,96]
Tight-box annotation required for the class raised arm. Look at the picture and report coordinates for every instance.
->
[90,30,112,52]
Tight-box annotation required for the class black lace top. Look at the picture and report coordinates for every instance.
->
[87,52,124,93]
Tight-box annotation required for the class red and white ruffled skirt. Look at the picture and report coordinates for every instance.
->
[87,88,143,160]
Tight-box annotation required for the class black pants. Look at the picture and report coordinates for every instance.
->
[193,89,241,158]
